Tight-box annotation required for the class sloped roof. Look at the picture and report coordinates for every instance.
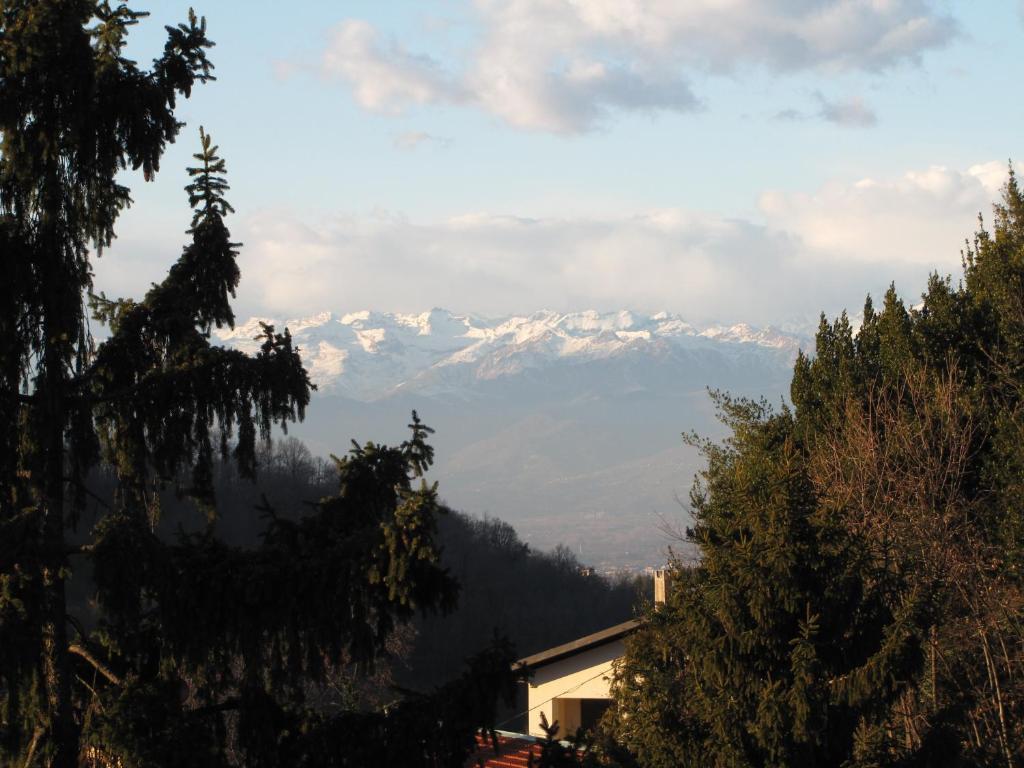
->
[515,619,642,670]
[467,732,536,768]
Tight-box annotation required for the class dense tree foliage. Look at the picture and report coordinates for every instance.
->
[608,177,1024,766]
[68,438,643,715]
[0,5,515,765]
[406,513,644,697]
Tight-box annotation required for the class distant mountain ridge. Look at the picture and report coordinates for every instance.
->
[215,308,807,570]
[215,309,808,401]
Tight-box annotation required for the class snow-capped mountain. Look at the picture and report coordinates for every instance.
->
[215,309,806,401]
[216,309,807,570]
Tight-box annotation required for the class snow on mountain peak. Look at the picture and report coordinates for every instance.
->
[340,310,371,325]
[214,309,806,401]
[288,311,334,332]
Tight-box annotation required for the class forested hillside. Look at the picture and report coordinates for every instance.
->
[218,310,800,571]
[5,4,1018,766]
[608,174,1024,768]
[74,436,643,698]
[406,512,644,691]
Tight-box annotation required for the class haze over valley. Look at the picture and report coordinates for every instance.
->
[218,308,805,569]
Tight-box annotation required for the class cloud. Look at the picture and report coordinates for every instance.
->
[321,1,957,132]
[321,20,465,114]
[234,209,796,323]
[816,93,877,127]
[271,59,301,81]
[774,108,806,122]
[465,3,701,133]
[215,160,1018,328]
[759,161,1023,266]
[392,131,452,151]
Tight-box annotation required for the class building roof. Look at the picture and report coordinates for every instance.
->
[467,732,536,768]
[467,731,587,768]
[515,619,642,670]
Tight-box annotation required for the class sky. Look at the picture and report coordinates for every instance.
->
[97,0,1024,329]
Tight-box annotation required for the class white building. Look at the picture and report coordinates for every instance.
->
[515,570,670,738]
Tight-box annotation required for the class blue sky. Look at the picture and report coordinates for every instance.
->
[99,0,1024,328]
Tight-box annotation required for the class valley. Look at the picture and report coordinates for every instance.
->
[217,308,804,568]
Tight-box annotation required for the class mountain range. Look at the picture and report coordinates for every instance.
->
[216,309,808,570]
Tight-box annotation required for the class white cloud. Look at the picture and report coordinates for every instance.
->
[96,160,1018,330]
[515,0,956,73]
[321,1,957,132]
[235,209,791,322]
[223,161,1017,328]
[775,107,806,122]
[465,1,701,132]
[759,161,1023,267]
[321,20,465,114]
[816,93,877,127]
[775,94,878,127]
[392,131,452,150]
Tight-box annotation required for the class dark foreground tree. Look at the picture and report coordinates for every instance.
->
[610,398,892,768]
[0,5,514,766]
[608,176,1024,767]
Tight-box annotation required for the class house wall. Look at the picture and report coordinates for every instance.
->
[526,638,625,738]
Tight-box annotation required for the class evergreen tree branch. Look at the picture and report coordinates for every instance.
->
[185,698,241,717]
[68,644,122,686]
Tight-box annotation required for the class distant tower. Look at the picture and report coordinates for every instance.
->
[654,569,672,606]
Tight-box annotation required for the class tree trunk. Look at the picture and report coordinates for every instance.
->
[38,186,76,767]
[40,384,75,765]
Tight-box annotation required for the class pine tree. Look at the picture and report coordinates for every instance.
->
[0,5,515,765]
[610,396,893,767]
[2,5,220,763]
[529,712,596,768]
[608,174,1024,767]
